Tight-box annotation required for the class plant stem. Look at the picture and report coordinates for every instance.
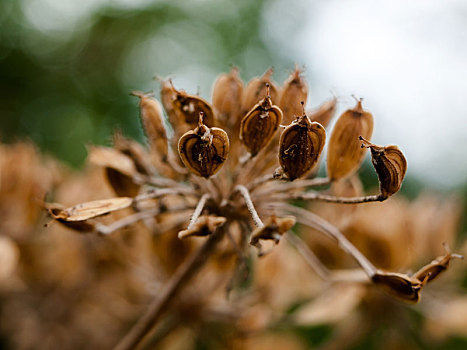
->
[273,192,383,204]
[235,185,264,227]
[113,227,225,350]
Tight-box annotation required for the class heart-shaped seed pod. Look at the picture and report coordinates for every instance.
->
[278,66,308,125]
[131,91,169,162]
[326,98,373,181]
[178,215,227,239]
[212,66,243,126]
[371,271,428,304]
[309,96,337,129]
[413,243,463,283]
[279,102,326,180]
[178,112,229,178]
[360,137,407,199]
[241,68,279,116]
[240,84,282,156]
[173,89,215,128]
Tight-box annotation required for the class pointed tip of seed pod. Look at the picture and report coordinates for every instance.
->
[359,135,374,148]
[262,67,274,79]
[300,101,306,115]
[351,95,364,112]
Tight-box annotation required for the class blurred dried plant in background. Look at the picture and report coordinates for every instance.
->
[1,67,465,350]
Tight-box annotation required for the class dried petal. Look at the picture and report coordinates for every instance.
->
[278,67,308,125]
[48,197,133,222]
[279,103,326,180]
[240,84,283,156]
[178,113,229,178]
[178,215,227,239]
[131,91,169,162]
[371,271,427,304]
[360,137,407,198]
[309,97,337,129]
[326,99,374,181]
[249,215,296,248]
[413,243,463,283]
[241,68,279,115]
[212,66,243,126]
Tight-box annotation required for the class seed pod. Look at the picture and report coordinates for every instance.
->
[250,215,296,256]
[241,68,279,115]
[371,271,428,304]
[309,96,337,129]
[173,89,215,127]
[240,84,282,156]
[413,243,463,283]
[178,215,226,239]
[278,66,308,125]
[178,112,229,178]
[279,103,326,180]
[360,137,407,199]
[212,66,243,126]
[326,98,373,181]
[159,78,179,126]
[131,91,169,162]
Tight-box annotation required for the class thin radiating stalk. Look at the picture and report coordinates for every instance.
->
[235,185,264,227]
[251,177,331,198]
[133,187,194,202]
[269,192,383,204]
[114,226,226,350]
[96,209,160,235]
[270,203,377,277]
[187,194,210,230]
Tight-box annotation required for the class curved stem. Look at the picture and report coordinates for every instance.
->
[187,194,210,230]
[235,185,264,227]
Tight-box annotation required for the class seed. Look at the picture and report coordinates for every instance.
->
[212,66,243,127]
[178,112,229,178]
[360,137,407,199]
[278,66,308,125]
[413,243,463,283]
[159,78,179,127]
[279,102,326,180]
[371,271,428,304]
[249,215,296,255]
[131,91,169,162]
[326,98,373,181]
[309,96,337,129]
[240,84,283,156]
[241,68,279,116]
[178,215,227,239]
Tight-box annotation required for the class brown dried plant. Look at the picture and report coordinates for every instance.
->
[43,67,463,349]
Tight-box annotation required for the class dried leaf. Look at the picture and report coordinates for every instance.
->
[327,99,373,181]
[178,113,230,178]
[279,104,326,180]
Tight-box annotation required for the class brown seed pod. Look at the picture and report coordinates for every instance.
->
[178,112,229,178]
[413,243,463,283]
[173,89,215,127]
[240,84,283,156]
[309,96,337,129]
[131,91,169,162]
[360,137,407,199]
[249,215,296,255]
[278,66,308,125]
[241,68,279,115]
[178,215,227,239]
[371,271,428,304]
[212,66,243,126]
[159,78,179,126]
[279,102,326,180]
[326,98,373,181]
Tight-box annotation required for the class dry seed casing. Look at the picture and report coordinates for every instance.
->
[249,215,296,247]
[241,68,279,116]
[173,90,215,128]
[309,97,337,129]
[240,84,282,156]
[326,99,373,181]
[360,137,407,199]
[371,272,427,304]
[413,244,463,283]
[212,67,243,127]
[279,105,326,180]
[178,215,227,239]
[131,91,169,162]
[178,113,229,178]
[278,67,308,125]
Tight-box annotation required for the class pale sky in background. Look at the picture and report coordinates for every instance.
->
[264,0,467,188]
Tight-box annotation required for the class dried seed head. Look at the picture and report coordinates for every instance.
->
[279,102,326,180]
[371,271,428,304]
[360,137,407,199]
[178,215,227,239]
[326,98,374,181]
[88,146,140,197]
[240,84,283,156]
[178,112,229,178]
[249,215,296,248]
[131,91,169,162]
[241,68,279,115]
[212,66,243,126]
[309,96,337,129]
[278,66,308,125]
[413,243,463,283]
